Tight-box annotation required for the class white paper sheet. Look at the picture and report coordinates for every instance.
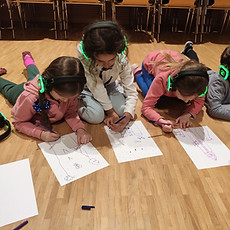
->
[173,126,230,169]
[38,133,109,186]
[0,159,38,227]
[104,121,163,163]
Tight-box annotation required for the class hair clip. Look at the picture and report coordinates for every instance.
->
[32,99,51,112]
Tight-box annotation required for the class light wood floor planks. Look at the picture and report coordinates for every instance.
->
[1,30,230,230]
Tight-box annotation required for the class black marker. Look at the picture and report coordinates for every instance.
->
[81,205,95,210]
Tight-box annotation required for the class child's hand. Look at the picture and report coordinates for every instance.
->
[76,129,92,146]
[104,110,119,127]
[110,113,131,132]
[158,118,174,133]
[176,113,192,130]
[40,131,60,142]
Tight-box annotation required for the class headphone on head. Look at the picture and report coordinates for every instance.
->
[219,65,229,80]
[37,75,87,93]
[0,112,11,141]
[167,69,209,98]
[80,21,127,60]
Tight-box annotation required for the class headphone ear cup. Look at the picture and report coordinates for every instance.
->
[37,76,49,93]
[167,76,173,91]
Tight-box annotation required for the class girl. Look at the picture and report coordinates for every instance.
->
[77,21,138,132]
[140,49,209,133]
[206,46,230,120]
[0,52,92,144]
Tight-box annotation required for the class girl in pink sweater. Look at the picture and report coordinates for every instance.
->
[140,50,209,133]
[0,52,92,144]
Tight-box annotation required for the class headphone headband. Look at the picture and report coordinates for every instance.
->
[0,112,11,141]
[174,70,209,80]
[85,21,118,34]
[38,75,86,93]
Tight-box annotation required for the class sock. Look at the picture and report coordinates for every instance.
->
[24,55,35,67]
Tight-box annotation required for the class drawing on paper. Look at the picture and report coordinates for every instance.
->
[104,120,163,163]
[38,133,109,186]
[173,126,230,169]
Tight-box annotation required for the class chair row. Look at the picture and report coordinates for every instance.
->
[1,0,230,42]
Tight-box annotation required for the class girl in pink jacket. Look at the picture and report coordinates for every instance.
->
[0,52,92,144]
[140,50,209,133]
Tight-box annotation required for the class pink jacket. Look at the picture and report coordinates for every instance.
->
[11,75,85,139]
[141,50,205,122]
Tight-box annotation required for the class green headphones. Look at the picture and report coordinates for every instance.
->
[37,75,86,93]
[80,21,127,60]
[219,65,229,80]
[167,69,209,98]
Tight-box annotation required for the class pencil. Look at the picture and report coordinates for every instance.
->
[115,116,127,124]
[36,121,57,134]
[149,120,178,127]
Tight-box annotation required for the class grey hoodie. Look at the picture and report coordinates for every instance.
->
[206,69,230,120]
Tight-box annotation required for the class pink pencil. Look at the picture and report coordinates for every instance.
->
[149,120,178,127]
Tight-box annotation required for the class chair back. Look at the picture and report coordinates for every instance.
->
[114,0,153,6]
[165,0,196,7]
[209,0,230,8]
[67,0,103,3]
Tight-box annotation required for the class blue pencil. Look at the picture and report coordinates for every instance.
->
[36,121,57,134]
[115,116,126,124]
[13,220,28,230]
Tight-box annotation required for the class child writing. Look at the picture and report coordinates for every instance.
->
[206,46,230,120]
[140,49,209,133]
[77,21,138,132]
[0,52,92,144]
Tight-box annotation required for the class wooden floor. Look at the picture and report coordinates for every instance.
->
[1,27,230,230]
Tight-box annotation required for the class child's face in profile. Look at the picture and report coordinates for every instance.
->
[49,90,79,102]
[95,53,117,69]
[175,90,197,103]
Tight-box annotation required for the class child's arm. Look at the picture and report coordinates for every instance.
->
[64,98,92,145]
[119,58,138,119]
[12,95,47,139]
[141,77,166,122]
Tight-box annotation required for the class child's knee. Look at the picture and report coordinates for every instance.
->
[78,106,104,124]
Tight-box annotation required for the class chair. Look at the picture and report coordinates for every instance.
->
[156,0,202,43]
[12,0,60,39]
[111,0,156,41]
[201,0,230,40]
[0,0,15,39]
[62,0,106,39]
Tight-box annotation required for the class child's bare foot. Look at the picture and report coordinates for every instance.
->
[0,68,7,76]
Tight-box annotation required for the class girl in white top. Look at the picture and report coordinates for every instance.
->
[77,21,138,132]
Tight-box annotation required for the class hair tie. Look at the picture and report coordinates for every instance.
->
[32,99,51,112]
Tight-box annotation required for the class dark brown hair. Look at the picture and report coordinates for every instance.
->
[38,56,85,129]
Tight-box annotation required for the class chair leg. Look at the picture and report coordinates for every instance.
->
[157,4,162,42]
[63,1,68,39]
[146,7,150,32]
[220,9,228,34]
[188,8,195,33]
[56,0,62,31]
[52,2,57,39]
[6,0,15,39]
[111,2,116,21]
[101,2,106,20]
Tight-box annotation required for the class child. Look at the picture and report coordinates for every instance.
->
[77,21,138,132]
[206,46,230,121]
[0,52,92,144]
[140,49,209,133]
